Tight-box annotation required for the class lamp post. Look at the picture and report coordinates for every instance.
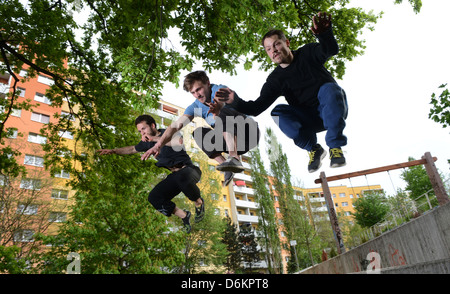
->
[290,240,299,272]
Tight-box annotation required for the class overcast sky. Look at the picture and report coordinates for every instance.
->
[161,0,450,196]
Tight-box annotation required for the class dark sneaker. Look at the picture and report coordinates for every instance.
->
[308,144,326,173]
[182,210,192,233]
[194,197,205,223]
[223,171,234,187]
[330,147,346,168]
[216,157,244,173]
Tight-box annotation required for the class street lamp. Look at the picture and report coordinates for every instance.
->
[290,240,299,272]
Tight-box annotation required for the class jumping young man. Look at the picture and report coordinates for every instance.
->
[97,114,204,233]
[141,71,260,186]
[215,12,348,173]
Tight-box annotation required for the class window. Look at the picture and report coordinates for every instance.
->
[17,87,25,97]
[11,108,21,117]
[210,193,218,200]
[14,230,34,242]
[223,195,227,202]
[31,112,50,124]
[54,170,70,179]
[162,104,178,115]
[17,203,39,215]
[38,74,54,86]
[28,132,47,144]
[0,175,8,186]
[51,189,69,200]
[49,212,67,223]
[339,193,346,198]
[24,155,44,167]
[34,92,51,105]
[59,130,74,140]
[20,179,42,190]
[7,128,18,139]
[342,202,349,207]
[61,111,75,121]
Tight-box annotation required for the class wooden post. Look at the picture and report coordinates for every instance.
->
[422,152,449,206]
[320,172,346,254]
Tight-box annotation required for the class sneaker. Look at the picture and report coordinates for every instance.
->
[182,210,192,233]
[223,171,235,187]
[216,157,244,173]
[194,197,205,223]
[330,147,346,168]
[308,144,326,173]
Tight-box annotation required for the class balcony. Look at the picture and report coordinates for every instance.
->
[233,185,254,195]
[241,161,251,170]
[234,172,252,182]
[237,214,259,224]
[235,199,258,209]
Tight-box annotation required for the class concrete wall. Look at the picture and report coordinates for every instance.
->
[300,202,450,274]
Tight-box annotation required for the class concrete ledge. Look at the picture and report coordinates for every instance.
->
[299,202,450,274]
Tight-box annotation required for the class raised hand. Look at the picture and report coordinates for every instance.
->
[141,143,161,161]
[206,101,222,117]
[214,88,235,104]
[311,12,332,35]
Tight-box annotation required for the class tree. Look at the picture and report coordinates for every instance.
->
[265,127,320,270]
[238,224,260,273]
[429,84,450,166]
[177,152,227,274]
[351,191,389,228]
[34,145,187,274]
[221,216,242,273]
[248,147,282,274]
[400,157,440,212]
[429,83,450,129]
[2,0,407,150]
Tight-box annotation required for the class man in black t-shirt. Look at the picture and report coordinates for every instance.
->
[97,115,204,233]
[215,12,348,173]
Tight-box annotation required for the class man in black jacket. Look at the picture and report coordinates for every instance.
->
[215,12,348,173]
[97,115,204,233]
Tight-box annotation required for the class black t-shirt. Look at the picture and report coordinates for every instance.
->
[134,129,193,169]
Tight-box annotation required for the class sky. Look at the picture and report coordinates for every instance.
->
[160,0,450,196]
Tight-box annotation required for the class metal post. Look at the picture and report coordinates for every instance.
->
[320,172,346,254]
[422,152,449,206]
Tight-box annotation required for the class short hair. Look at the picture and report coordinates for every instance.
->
[183,70,210,92]
[135,114,156,127]
[261,29,287,46]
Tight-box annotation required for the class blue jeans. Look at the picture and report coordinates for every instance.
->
[271,83,348,151]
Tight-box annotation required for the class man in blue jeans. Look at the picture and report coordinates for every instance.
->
[215,12,348,173]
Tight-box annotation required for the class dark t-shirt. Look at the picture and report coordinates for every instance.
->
[134,129,193,170]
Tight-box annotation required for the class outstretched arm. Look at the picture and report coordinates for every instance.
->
[97,146,137,156]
